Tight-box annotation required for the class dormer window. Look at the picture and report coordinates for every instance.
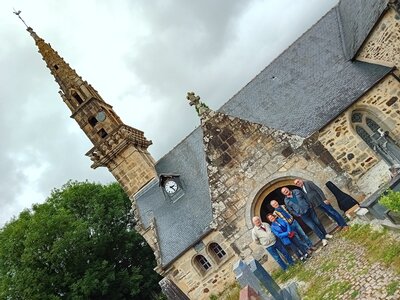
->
[53,64,59,70]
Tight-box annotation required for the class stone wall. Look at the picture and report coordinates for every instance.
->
[163,231,239,300]
[161,110,355,299]
[318,74,400,193]
[357,8,400,67]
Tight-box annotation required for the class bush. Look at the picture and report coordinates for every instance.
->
[379,189,400,212]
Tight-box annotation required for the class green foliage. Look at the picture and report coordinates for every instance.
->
[0,181,163,300]
[379,189,400,212]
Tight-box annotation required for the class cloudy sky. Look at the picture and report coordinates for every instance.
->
[0,0,338,226]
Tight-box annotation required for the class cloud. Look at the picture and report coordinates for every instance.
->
[0,0,338,226]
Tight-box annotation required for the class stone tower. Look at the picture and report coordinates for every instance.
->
[27,26,157,199]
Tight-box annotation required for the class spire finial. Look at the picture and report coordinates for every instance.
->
[13,9,29,28]
[187,92,212,121]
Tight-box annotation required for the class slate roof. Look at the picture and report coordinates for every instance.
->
[135,127,213,265]
[338,0,389,60]
[135,0,392,267]
[219,6,391,138]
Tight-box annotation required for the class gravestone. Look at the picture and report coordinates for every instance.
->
[233,259,300,300]
[159,277,190,300]
[233,260,271,300]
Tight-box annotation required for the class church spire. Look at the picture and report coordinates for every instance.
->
[20,16,156,195]
[27,26,84,97]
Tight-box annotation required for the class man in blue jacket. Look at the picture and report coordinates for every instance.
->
[281,186,331,246]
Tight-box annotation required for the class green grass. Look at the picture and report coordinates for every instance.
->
[272,263,305,283]
[209,282,240,300]
[320,261,338,272]
[387,281,399,296]
[350,290,359,299]
[342,224,400,273]
[216,225,400,299]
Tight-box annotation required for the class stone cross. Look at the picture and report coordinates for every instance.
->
[233,259,300,300]
[187,91,212,121]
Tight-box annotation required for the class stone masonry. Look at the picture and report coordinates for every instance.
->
[357,8,400,68]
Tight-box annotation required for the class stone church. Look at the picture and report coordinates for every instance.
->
[24,0,400,299]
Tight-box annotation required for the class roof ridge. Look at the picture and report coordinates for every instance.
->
[335,5,350,60]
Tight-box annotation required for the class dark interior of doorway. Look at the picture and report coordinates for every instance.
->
[260,185,312,234]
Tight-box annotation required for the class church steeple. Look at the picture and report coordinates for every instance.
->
[23,22,156,198]
[27,27,84,102]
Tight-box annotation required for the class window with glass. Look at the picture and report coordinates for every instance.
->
[195,255,211,272]
[209,243,226,261]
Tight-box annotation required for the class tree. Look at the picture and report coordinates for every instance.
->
[0,181,164,300]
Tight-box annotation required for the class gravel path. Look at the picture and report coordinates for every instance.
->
[298,234,400,300]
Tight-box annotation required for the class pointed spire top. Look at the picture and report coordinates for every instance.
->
[187,92,213,122]
[13,9,29,28]
[13,9,41,42]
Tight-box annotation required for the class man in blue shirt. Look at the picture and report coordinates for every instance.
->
[281,187,331,246]
[270,199,315,250]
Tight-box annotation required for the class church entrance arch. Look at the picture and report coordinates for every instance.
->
[252,177,311,233]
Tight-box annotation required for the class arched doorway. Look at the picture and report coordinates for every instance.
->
[252,178,312,233]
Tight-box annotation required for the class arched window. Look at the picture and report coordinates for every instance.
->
[194,255,212,273]
[209,243,226,262]
[351,111,400,165]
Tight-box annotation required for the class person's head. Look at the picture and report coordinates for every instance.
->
[266,213,276,223]
[389,164,400,174]
[270,200,279,208]
[294,178,304,187]
[252,216,262,227]
[281,187,291,196]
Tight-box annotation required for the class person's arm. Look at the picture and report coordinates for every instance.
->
[251,228,260,244]
[271,224,288,238]
[309,181,330,204]
[284,220,292,233]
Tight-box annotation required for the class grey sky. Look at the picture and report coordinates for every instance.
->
[0,0,338,226]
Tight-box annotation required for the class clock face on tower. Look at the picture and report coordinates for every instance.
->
[96,111,106,122]
[164,179,178,194]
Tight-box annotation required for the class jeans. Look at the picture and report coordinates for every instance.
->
[300,208,327,240]
[266,238,294,271]
[318,202,348,227]
[291,220,313,248]
[287,235,308,259]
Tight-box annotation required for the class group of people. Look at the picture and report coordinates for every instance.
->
[252,178,350,271]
